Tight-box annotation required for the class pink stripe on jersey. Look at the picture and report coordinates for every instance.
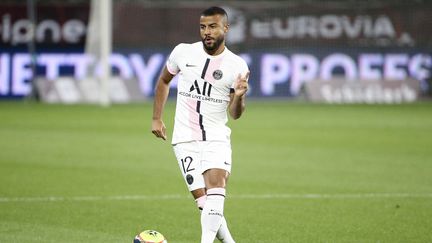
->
[186,98,201,140]
[204,57,224,83]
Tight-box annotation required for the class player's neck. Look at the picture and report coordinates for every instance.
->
[205,43,226,56]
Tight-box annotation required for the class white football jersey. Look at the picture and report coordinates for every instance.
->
[166,41,249,144]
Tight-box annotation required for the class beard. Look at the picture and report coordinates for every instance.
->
[202,35,224,53]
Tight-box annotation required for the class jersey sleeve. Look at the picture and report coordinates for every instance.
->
[166,44,183,75]
[230,58,250,91]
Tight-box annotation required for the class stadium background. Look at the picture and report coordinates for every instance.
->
[1,0,432,242]
[1,0,431,102]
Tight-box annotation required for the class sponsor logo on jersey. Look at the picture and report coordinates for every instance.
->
[189,80,212,97]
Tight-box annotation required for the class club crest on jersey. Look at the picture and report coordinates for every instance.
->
[186,174,194,185]
[213,70,223,80]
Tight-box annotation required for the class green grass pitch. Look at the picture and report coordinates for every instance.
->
[1,101,432,242]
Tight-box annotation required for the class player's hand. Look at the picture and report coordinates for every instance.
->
[234,71,250,97]
[151,119,167,140]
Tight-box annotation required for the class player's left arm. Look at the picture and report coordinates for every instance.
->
[229,71,250,120]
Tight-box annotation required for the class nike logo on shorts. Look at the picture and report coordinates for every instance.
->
[224,161,231,165]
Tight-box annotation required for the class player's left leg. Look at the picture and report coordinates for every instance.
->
[192,188,235,243]
[174,141,234,242]
[200,168,235,243]
[199,141,235,243]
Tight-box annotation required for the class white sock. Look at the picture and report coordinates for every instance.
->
[217,216,235,243]
[201,188,225,243]
[196,195,235,243]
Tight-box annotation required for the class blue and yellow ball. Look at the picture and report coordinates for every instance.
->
[134,230,167,243]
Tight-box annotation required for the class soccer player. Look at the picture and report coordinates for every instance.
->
[151,6,249,243]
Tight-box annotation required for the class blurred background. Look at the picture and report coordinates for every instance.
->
[0,0,431,104]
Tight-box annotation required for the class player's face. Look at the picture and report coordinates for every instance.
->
[200,14,228,54]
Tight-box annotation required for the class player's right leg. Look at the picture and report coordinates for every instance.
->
[173,141,205,193]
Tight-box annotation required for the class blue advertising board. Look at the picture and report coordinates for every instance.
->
[1,48,430,99]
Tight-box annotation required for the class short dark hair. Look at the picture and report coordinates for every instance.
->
[201,6,228,22]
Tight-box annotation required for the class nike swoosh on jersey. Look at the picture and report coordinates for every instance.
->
[186,63,197,67]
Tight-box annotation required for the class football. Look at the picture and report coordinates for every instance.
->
[134,230,167,243]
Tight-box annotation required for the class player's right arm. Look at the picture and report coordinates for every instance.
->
[151,66,175,140]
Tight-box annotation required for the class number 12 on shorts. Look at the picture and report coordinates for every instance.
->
[181,156,195,174]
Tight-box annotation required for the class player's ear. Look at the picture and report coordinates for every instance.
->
[224,24,229,33]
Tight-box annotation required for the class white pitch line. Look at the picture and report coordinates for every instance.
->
[0,194,185,203]
[232,193,432,199]
[1,193,432,203]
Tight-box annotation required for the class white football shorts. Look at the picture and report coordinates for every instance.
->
[172,140,232,191]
